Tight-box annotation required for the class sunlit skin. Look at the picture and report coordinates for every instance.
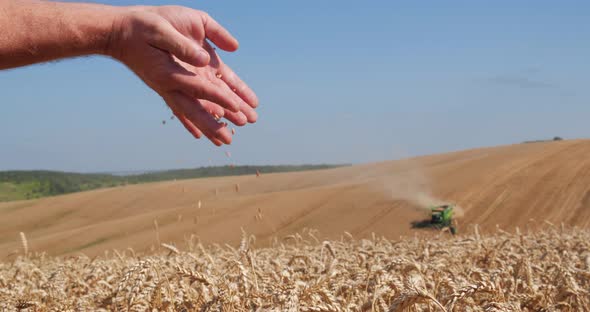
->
[0,1,258,146]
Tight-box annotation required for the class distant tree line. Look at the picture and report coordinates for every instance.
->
[522,137,564,144]
[0,164,345,201]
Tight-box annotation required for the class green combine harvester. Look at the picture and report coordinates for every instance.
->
[430,204,457,235]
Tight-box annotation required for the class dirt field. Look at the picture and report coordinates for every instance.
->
[1,139,590,257]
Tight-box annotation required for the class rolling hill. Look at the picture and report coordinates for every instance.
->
[1,139,589,257]
[0,165,342,202]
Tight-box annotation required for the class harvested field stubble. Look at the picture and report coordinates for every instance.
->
[1,227,589,311]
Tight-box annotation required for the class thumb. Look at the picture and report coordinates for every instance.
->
[150,21,210,67]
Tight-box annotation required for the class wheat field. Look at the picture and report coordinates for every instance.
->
[2,225,589,312]
[4,140,590,258]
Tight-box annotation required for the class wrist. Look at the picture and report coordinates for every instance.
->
[102,6,154,60]
[99,6,132,58]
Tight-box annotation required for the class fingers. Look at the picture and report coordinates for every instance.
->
[166,56,257,126]
[149,20,210,67]
[216,63,259,109]
[178,114,204,139]
[169,92,232,145]
[200,99,255,127]
[240,104,258,123]
[225,99,258,124]
[166,93,252,145]
[172,69,242,113]
[201,13,239,52]
[165,96,203,139]
[199,100,225,119]
[202,42,258,109]
[224,110,248,126]
[203,43,258,123]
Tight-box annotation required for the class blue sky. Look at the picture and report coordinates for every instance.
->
[1,1,589,172]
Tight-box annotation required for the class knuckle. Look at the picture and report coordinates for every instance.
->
[157,5,182,14]
[191,83,206,99]
[199,11,210,19]
[172,40,187,57]
[144,20,163,39]
[225,70,237,83]
[199,11,211,24]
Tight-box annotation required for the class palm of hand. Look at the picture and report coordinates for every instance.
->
[165,44,257,145]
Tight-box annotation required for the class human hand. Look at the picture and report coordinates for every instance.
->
[107,6,258,145]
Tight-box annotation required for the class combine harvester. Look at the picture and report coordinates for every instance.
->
[429,204,458,235]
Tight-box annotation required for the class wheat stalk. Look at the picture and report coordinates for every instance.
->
[19,232,28,257]
[0,227,587,310]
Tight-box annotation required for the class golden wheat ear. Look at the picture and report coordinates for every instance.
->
[1,227,588,310]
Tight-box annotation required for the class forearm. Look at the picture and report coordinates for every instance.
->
[0,2,258,145]
[0,0,121,69]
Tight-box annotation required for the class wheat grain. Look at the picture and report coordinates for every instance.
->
[0,227,587,310]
